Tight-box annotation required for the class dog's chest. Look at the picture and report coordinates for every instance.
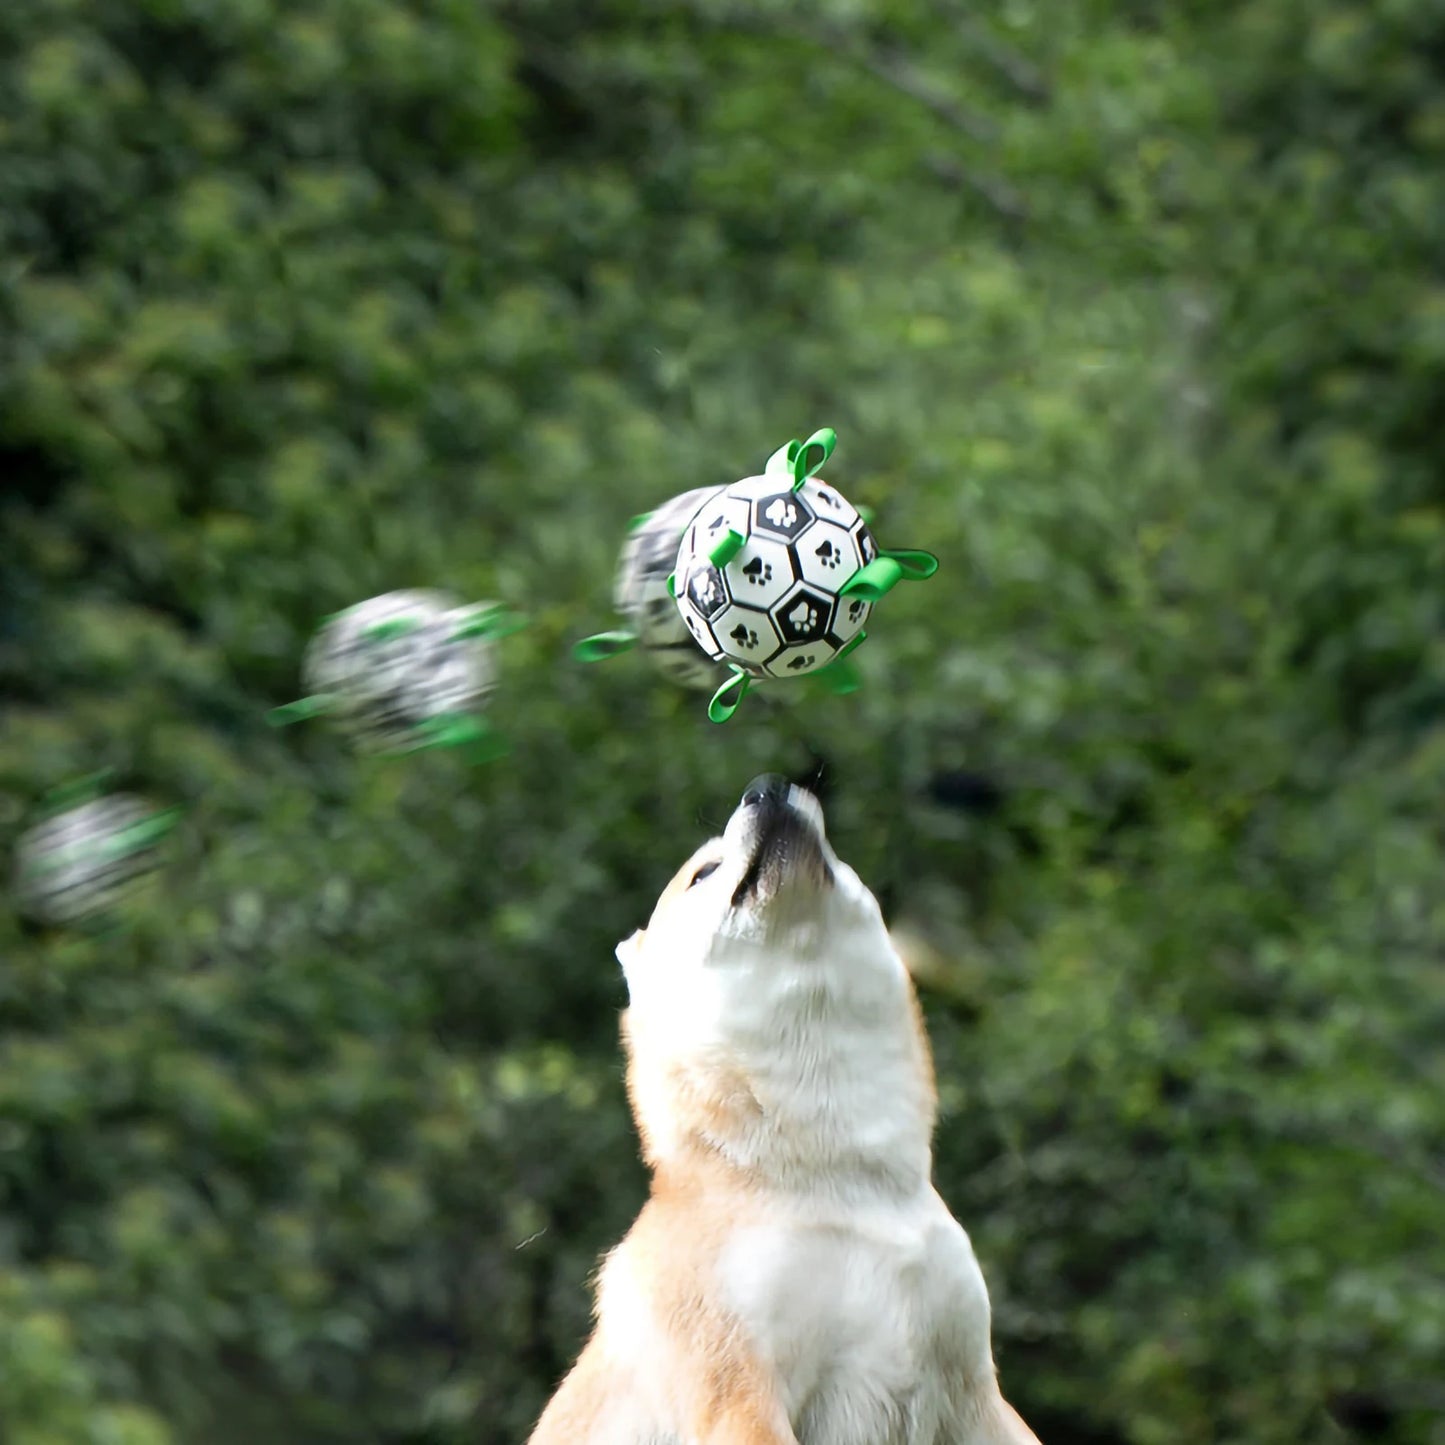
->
[718,1193,994,1444]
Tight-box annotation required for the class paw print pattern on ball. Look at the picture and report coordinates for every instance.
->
[730,538,795,607]
[753,489,814,541]
[665,427,940,718]
[715,604,783,665]
[685,564,729,621]
[776,587,832,643]
[795,518,867,592]
[809,484,859,526]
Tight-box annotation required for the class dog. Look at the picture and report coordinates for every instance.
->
[527,775,1040,1445]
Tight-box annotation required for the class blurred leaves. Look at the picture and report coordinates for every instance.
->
[3,0,1445,1443]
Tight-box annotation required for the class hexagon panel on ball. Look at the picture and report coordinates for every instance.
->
[794,517,865,591]
[808,480,862,528]
[685,492,754,559]
[728,536,797,610]
[683,563,730,624]
[749,484,815,543]
[715,602,784,671]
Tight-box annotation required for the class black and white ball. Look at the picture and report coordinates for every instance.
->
[672,474,879,678]
[302,589,497,753]
[614,487,729,691]
[15,794,166,926]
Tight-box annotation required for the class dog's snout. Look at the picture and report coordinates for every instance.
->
[742,774,791,810]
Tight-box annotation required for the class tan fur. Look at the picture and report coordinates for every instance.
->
[527,793,1041,1445]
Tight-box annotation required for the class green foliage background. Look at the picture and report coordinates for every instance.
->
[2,1,1443,1442]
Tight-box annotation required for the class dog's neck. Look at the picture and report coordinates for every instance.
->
[625,924,937,1203]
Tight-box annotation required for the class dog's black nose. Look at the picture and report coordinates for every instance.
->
[742,773,791,809]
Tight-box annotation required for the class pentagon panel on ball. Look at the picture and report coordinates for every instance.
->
[575,485,728,692]
[668,428,938,721]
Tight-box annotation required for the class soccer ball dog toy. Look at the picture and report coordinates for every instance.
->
[573,486,728,691]
[670,428,937,721]
[15,774,181,928]
[268,589,524,759]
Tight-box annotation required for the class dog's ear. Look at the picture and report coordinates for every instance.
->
[615,928,645,979]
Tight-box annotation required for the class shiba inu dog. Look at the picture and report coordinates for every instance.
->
[528,776,1039,1445]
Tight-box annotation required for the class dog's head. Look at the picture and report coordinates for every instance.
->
[618,775,887,975]
[616,778,934,1182]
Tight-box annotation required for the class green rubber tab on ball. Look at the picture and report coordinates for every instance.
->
[40,770,116,815]
[708,528,745,567]
[396,712,485,753]
[366,618,420,642]
[707,667,751,724]
[106,807,183,857]
[791,427,836,492]
[833,629,867,663]
[840,557,903,602]
[627,510,655,533]
[450,605,527,641]
[666,572,678,598]
[765,439,800,477]
[881,548,940,580]
[464,725,510,765]
[267,694,335,726]
[573,631,638,662]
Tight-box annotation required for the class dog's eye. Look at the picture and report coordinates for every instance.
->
[688,860,720,889]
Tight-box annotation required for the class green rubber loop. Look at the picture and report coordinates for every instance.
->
[628,510,654,533]
[707,668,751,724]
[790,428,836,492]
[450,605,527,641]
[765,439,800,477]
[880,548,939,580]
[572,631,638,662]
[708,528,745,567]
[381,712,507,764]
[840,557,904,602]
[267,694,335,726]
[666,572,678,598]
[833,629,867,664]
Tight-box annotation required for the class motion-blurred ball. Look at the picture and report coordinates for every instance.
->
[614,487,728,690]
[301,589,498,753]
[672,473,878,678]
[15,793,170,927]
